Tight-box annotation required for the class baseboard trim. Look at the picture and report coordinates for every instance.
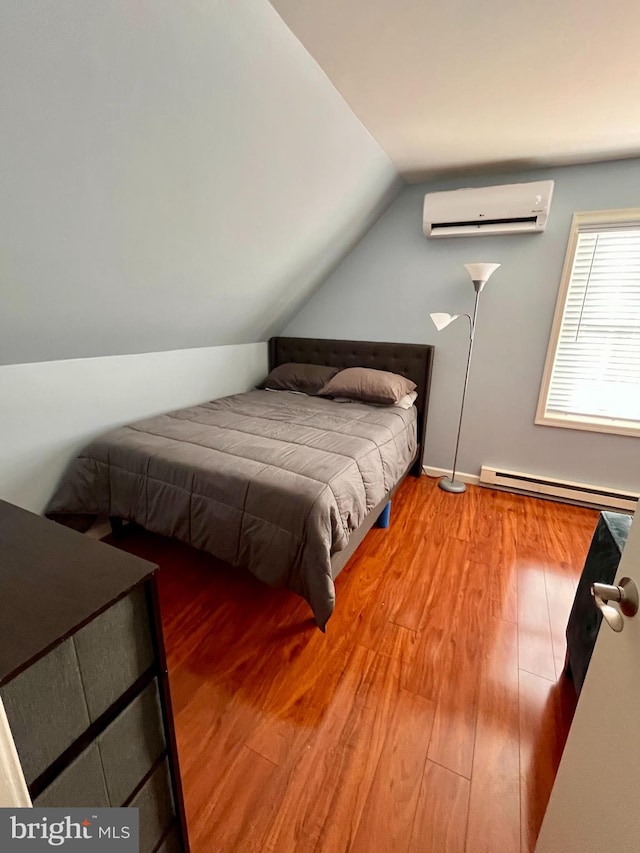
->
[479,465,637,513]
[422,466,480,485]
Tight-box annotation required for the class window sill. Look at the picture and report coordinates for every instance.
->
[535,412,640,439]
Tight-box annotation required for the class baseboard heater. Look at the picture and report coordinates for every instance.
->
[479,466,638,513]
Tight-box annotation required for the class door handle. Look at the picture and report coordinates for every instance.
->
[591,577,639,633]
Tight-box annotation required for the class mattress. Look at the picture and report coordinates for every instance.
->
[47,390,417,628]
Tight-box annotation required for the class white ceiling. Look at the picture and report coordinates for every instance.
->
[270,0,640,181]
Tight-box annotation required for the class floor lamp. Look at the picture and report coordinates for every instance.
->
[430,262,501,493]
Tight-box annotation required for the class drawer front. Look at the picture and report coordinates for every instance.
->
[0,640,90,784]
[156,825,183,853]
[98,678,166,806]
[130,759,175,853]
[33,742,110,809]
[73,586,155,721]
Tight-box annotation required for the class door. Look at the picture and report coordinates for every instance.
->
[536,513,640,852]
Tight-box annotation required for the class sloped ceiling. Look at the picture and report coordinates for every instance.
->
[0,0,400,365]
[270,0,640,180]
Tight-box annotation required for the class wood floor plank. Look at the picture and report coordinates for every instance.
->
[517,560,555,680]
[249,646,397,853]
[465,618,520,853]
[361,618,420,666]
[519,669,576,853]
[312,651,409,853]
[245,626,374,767]
[465,487,498,565]
[355,479,443,649]
[445,480,480,543]
[408,760,470,853]
[467,493,519,623]
[189,745,277,852]
[393,533,469,636]
[516,500,556,680]
[542,566,578,679]
[357,551,422,651]
[425,479,480,543]
[426,559,491,778]
[491,506,519,623]
[538,502,597,678]
[260,643,378,853]
[399,537,470,705]
[351,688,435,853]
[107,478,595,853]
[388,532,448,632]
[541,502,598,582]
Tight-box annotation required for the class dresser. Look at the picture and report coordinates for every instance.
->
[0,500,189,853]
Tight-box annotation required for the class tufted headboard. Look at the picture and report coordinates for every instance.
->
[268,337,435,475]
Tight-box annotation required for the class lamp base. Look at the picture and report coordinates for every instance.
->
[438,477,467,494]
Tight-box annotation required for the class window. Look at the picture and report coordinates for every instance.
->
[536,209,640,437]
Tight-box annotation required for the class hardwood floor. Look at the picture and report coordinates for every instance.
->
[111,477,598,852]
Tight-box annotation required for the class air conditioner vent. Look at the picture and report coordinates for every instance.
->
[432,216,538,229]
[424,181,554,238]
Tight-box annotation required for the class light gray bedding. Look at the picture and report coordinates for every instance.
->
[47,390,417,628]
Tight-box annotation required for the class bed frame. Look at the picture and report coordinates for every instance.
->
[110,337,435,596]
[269,336,435,578]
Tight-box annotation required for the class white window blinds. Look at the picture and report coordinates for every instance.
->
[545,224,640,428]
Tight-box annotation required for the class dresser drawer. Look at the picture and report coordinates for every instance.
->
[33,742,110,809]
[130,759,175,853]
[73,586,155,721]
[98,678,166,806]
[0,639,90,784]
[156,825,183,853]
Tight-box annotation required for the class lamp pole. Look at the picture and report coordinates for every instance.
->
[433,263,500,494]
[439,282,482,493]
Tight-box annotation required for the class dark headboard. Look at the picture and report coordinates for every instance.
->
[269,337,435,475]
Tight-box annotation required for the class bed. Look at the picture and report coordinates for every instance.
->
[47,337,434,628]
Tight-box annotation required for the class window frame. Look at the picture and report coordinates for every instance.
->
[536,208,640,438]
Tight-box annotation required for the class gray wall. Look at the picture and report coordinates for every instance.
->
[284,159,640,492]
[0,0,399,365]
[0,343,267,513]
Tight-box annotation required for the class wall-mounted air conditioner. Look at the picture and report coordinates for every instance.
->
[423,180,555,238]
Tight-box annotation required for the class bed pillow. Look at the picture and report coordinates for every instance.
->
[330,390,418,409]
[318,367,416,405]
[395,390,418,409]
[260,362,340,394]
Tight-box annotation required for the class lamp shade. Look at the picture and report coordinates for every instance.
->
[430,312,460,331]
[464,262,501,284]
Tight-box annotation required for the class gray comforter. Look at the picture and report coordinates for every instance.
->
[47,390,417,628]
